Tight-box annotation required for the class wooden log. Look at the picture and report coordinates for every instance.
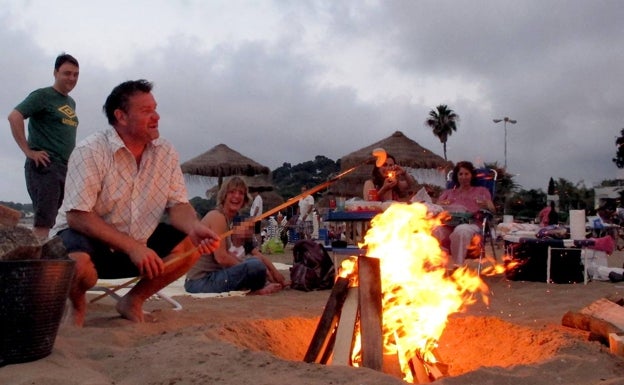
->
[0,226,40,261]
[319,323,338,365]
[331,286,359,366]
[561,311,624,345]
[303,277,350,363]
[580,298,624,330]
[605,295,624,307]
[427,348,449,380]
[381,351,404,380]
[409,355,431,384]
[609,332,624,356]
[358,255,383,371]
[0,204,21,227]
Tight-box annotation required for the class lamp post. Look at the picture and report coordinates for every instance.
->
[493,117,517,169]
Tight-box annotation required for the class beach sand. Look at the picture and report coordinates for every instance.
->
[2,245,624,385]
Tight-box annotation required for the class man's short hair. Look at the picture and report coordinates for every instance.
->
[54,53,79,70]
[103,79,153,125]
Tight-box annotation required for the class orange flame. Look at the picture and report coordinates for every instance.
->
[353,202,490,382]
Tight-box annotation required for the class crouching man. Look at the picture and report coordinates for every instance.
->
[54,79,219,326]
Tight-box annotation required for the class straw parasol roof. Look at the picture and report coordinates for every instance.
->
[331,131,452,197]
[242,175,274,193]
[181,144,270,186]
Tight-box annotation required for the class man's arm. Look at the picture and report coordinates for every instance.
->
[8,109,50,167]
[195,209,240,267]
[168,202,220,249]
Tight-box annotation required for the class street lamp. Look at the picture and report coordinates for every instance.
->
[493,117,517,169]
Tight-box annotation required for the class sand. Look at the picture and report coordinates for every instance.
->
[2,246,624,385]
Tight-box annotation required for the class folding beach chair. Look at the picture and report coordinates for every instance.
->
[89,281,183,311]
[445,168,498,274]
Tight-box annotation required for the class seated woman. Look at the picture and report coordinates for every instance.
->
[434,161,495,268]
[362,154,416,202]
[185,176,284,295]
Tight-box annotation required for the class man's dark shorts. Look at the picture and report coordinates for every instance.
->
[25,158,67,228]
[57,223,187,279]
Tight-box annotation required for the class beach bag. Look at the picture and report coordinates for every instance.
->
[290,240,335,291]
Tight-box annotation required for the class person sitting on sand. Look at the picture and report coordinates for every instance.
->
[54,80,220,326]
[229,219,290,288]
[185,176,285,295]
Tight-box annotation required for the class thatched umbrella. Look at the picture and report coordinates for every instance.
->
[243,175,274,193]
[331,131,452,198]
[181,144,270,187]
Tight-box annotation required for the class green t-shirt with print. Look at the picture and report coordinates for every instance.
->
[15,86,78,164]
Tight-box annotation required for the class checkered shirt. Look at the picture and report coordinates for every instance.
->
[54,128,188,244]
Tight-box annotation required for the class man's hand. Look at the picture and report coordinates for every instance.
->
[190,222,220,255]
[128,245,164,279]
[27,149,51,167]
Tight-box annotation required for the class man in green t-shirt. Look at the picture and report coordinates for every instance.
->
[8,53,80,240]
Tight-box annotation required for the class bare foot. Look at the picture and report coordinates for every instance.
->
[115,295,145,322]
[249,282,283,295]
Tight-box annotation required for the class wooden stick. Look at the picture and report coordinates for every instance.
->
[358,255,383,371]
[332,286,359,365]
[304,277,350,363]
[90,149,388,303]
[409,354,432,384]
[89,246,201,303]
[90,162,374,302]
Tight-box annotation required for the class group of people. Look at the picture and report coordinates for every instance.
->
[362,157,496,269]
[8,54,289,327]
[9,53,496,327]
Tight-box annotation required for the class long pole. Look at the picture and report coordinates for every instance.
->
[493,117,516,169]
[504,120,508,169]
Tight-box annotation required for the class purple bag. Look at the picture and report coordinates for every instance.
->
[290,240,335,291]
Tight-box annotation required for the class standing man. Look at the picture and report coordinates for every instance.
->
[8,53,80,240]
[297,185,315,239]
[54,79,219,326]
[249,188,263,245]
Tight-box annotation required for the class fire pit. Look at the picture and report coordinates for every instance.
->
[304,202,492,383]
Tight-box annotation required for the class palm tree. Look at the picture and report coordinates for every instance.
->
[425,104,459,160]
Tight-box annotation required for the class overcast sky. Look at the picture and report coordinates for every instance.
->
[1,0,623,203]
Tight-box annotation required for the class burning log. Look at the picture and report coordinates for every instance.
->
[358,255,383,371]
[332,286,359,365]
[409,354,431,384]
[303,277,350,363]
[304,203,482,383]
